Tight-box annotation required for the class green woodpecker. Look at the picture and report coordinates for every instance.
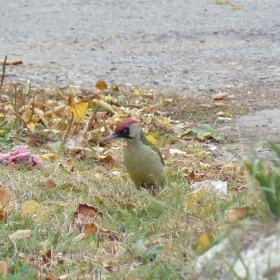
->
[100,119,166,191]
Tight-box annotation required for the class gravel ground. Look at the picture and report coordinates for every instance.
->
[1,0,280,91]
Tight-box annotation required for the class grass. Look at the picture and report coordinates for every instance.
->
[0,82,279,279]
[0,142,255,279]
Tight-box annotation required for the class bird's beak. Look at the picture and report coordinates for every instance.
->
[99,132,118,143]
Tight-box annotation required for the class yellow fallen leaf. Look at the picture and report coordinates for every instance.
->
[184,187,206,208]
[81,171,89,176]
[197,231,211,250]
[57,203,70,208]
[38,154,58,160]
[146,134,157,145]
[20,200,47,221]
[0,129,7,136]
[9,229,32,241]
[217,111,232,118]
[231,5,242,10]
[201,132,213,138]
[95,80,108,89]
[68,102,88,122]
[161,98,173,105]
[133,87,142,95]
[215,0,230,4]
[27,122,36,132]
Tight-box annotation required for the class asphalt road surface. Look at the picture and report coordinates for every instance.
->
[1,0,280,92]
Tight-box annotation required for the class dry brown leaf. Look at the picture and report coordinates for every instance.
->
[0,187,11,221]
[106,241,119,254]
[226,207,249,222]
[199,104,212,108]
[44,104,66,118]
[33,107,45,117]
[0,59,22,65]
[142,93,154,99]
[0,261,8,278]
[0,210,5,221]
[100,228,110,234]
[42,179,57,189]
[67,95,75,106]
[0,187,10,210]
[95,154,115,164]
[9,229,32,241]
[92,166,108,174]
[119,202,136,210]
[64,131,84,150]
[220,161,237,170]
[212,92,229,100]
[73,233,85,242]
[41,249,52,268]
[77,93,100,102]
[142,103,163,111]
[215,102,228,107]
[74,204,103,220]
[27,133,50,146]
[97,255,118,270]
[5,162,17,170]
[84,223,98,236]
[59,183,79,191]
[45,272,58,280]
[33,99,46,109]
[68,146,92,155]
[193,136,204,142]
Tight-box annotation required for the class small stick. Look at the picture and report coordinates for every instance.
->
[0,55,7,88]
[85,102,100,133]
[30,94,35,119]
[14,111,32,132]
[63,112,74,144]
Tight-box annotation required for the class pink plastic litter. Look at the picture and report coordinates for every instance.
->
[0,146,43,168]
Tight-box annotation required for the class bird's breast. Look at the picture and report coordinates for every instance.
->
[123,142,166,187]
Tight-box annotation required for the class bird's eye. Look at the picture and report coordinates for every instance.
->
[122,128,128,134]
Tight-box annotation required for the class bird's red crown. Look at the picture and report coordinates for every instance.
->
[115,118,138,132]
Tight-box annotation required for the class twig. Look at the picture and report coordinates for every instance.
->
[0,55,7,89]
[14,111,32,132]
[30,94,35,119]
[63,112,74,144]
[85,101,100,133]
[27,79,31,98]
